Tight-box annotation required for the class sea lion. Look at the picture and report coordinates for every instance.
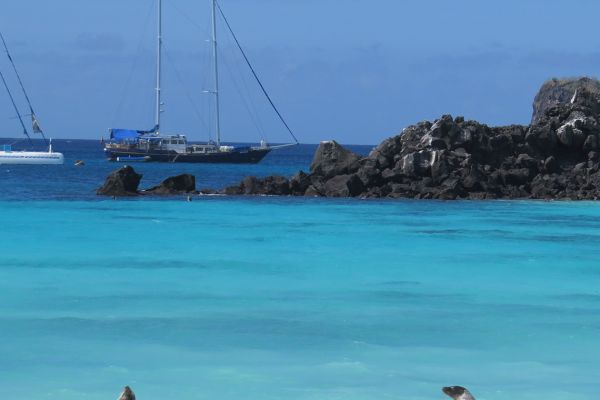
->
[442,386,476,400]
[117,386,136,400]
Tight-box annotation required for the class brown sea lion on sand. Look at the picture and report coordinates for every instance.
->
[118,386,136,400]
[442,386,476,400]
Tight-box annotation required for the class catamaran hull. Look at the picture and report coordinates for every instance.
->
[0,151,64,165]
[105,148,271,164]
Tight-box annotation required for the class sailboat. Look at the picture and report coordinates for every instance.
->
[0,33,64,165]
[104,0,299,164]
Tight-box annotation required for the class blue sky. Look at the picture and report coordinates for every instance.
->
[1,0,600,145]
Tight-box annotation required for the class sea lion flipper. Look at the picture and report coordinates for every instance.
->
[118,386,136,400]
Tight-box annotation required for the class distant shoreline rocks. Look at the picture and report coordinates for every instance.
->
[98,77,600,201]
[97,166,196,197]
[220,77,600,200]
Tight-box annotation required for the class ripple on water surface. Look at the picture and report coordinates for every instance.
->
[1,197,600,399]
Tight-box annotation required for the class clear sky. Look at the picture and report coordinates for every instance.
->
[1,0,600,145]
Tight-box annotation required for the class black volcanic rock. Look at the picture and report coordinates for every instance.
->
[212,77,600,200]
[144,174,196,195]
[324,174,365,197]
[310,140,362,179]
[224,175,291,196]
[532,77,600,124]
[97,166,142,196]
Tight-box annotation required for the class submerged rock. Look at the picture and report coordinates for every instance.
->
[97,166,142,196]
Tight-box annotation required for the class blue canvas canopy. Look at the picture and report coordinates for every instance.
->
[110,129,140,141]
[110,124,160,142]
[138,124,159,135]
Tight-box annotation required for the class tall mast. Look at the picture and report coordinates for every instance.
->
[0,69,32,146]
[211,0,222,146]
[155,0,163,133]
[0,32,48,145]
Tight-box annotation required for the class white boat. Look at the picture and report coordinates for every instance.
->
[0,32,64,165]
[0,142,64,165]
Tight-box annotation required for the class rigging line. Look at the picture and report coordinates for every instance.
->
[164,0,209,37]
[0,32,48,145]
[0,68,33,146]
[220,28,267,140]
[220,44,266,141]
[163,45,210,134]
[216,2,299,144]
[112,0,156,127]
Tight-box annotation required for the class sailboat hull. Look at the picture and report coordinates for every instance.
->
[105,147,271,164]
[0,150,64,165]
[0,151,65,165]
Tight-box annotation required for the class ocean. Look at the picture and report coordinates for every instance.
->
[0,140,347,200]
[1,140,600,400]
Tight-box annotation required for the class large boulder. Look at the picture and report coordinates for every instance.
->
[399,151,429,177]
[289,171,312,195]
[323,174,365,197]
[368,134,404,169]
[259,176,291,195]
[532,77,600,124]
[310,140,362,179]
[239,176,262,194]
[144,174,196,195]
[97,166,142,196]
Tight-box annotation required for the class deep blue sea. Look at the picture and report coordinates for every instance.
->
[0,139,355,200]
[1,140,600,400]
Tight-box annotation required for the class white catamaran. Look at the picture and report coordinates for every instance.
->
[104,0,298,164]
[0,32,64,165]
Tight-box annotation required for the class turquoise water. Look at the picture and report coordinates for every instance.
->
[1,198,600,400]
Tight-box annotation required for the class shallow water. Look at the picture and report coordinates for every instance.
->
[1,198,600,400]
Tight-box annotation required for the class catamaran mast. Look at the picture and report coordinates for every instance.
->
[0,69,32,146]
[0,32,49,146]
[211,0,222,146]
[155,0,163,133]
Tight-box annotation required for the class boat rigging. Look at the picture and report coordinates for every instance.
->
[0,32,64,165]
[104,0,299,164]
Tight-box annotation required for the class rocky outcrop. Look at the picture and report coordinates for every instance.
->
[98,169,197,197]
[97,166,142,196]
[143,174,196,195]
[532,77,600,124]
[220,77,600,200]
[309,140,361,179]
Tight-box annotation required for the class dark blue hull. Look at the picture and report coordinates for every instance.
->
[106,147,271,164]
